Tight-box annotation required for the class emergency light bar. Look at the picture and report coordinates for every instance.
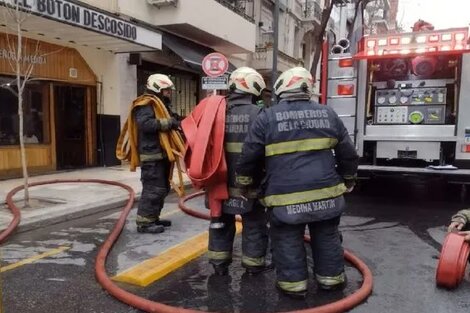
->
[354,28,470,59]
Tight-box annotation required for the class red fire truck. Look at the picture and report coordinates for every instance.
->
[325,22,470,189]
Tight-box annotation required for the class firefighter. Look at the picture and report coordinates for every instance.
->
[236,67,359,298]
[208,67,271,276]
[448,209,470,242]
[134,74,180,234]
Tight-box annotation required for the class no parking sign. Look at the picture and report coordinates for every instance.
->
[202,52,229,77]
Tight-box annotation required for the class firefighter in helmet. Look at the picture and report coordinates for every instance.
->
[134,74,180,234]
[448,209,470,242]
[207,67,272,276]
[236,67,359,298]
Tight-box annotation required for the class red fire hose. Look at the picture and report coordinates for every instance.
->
[179,192,374,313]
[0,185,22,244]
[181,95,229,220]
[436,232,470,289]
[4,181,373,313]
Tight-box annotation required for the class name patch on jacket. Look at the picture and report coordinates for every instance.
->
[286,199,336,215]
[223,197,254,214]
[272,196,345,224]
[226,114,250,134]
[275,109,330,132]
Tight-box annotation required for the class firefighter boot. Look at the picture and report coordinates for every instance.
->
[155,218,172,227]
[243,262,274,276]
[276,283,307,300]
[316,273,347,291]
[137,223,165,234]
[212,263,229,276]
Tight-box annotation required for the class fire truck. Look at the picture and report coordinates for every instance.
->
[325,22,470,188]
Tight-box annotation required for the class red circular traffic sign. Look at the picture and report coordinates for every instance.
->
[202,52,229,77]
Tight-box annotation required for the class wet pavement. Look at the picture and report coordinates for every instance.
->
[1,178,470,312]
[140,177,470,313]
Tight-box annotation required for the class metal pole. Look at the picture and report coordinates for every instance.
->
[271,0,280,105]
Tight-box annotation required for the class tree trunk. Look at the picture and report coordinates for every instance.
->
[309,1,334,80]
[16,18,30,208]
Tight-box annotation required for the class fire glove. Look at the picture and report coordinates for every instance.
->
[169,117,181,130]
[344,178,356,193]
[235,174,254,200]
[448,218,466,233]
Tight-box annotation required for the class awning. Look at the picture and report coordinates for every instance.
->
[163,33,236,73]
[0,0,162,53]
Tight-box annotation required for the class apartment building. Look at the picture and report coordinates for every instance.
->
[0,0,256,176]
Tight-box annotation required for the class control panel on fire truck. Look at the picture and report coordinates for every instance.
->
[374,87,447,125]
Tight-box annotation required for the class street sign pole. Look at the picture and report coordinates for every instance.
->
[271,0,280,106]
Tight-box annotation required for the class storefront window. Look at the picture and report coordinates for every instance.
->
[0,82,48,145]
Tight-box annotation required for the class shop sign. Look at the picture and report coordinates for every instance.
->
[202,76,228,90]
[0,49,46,64]
[0,0,162,49]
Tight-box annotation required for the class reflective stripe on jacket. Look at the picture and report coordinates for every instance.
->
[223,94,262,214]
[236,98,359,223]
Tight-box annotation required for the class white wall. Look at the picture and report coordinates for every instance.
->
[118,54,137,126]
[117,0,256,53]
[76,46,136,123]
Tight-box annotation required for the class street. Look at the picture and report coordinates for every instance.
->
[1,178,470,313]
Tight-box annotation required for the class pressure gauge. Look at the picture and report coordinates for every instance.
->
[389,95,397,104]
[400,96,408,104]
[409,111,424,124]
[377,97,386,105]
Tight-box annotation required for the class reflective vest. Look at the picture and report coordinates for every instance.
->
[236,98,359,224]
[223,94,262,214]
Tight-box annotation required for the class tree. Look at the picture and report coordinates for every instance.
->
[309,0,335,80]
[1,0,44,207]
[309,0,370,78]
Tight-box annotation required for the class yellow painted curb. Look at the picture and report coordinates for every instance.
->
[0,246,70,273]
[113,222,242,287]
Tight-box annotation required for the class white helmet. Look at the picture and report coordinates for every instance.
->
[274,67,314,96]
[228,67,266,96]
[146,74,175,93]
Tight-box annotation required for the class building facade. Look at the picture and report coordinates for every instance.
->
[0,0,256,177]
[246,0,321,100]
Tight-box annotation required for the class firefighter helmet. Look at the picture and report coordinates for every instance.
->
[274,67,314,96]
[228,67,266,97]
[146,74,176,93]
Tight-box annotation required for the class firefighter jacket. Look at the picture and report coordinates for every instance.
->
[133,94,175,162]
[236,98,359,224]
[452,209,470,225]
[223,93,263,215]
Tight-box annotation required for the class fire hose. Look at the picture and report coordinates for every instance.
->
[179,191,374,313]
[4,179,373,313]
[181,95,229,222]
[436,232,470,289]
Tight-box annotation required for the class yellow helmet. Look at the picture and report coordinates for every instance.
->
[228,67,266,96]
[146,74,175,93]
[274,67,314,96]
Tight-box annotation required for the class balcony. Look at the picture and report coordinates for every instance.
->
[253,33,303,73]
[117,0,256,53]
[302,0,322,24]
[252,47,303,74]
[213,0,255,23]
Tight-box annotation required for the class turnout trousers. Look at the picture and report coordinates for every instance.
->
[136,159,171,225]
[270,214,344,292]
[208,203,269,268]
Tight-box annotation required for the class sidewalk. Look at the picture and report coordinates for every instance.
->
[0,165,191,233]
